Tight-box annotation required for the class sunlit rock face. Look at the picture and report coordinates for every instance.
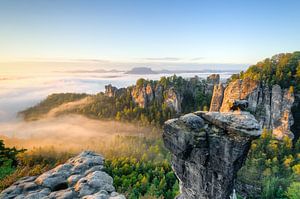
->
[108,82,183,113]
[163,112,261,199]
[165,87,182,113]
[209,78,295,139]
[0,151,125,199]
[209,83,225,112]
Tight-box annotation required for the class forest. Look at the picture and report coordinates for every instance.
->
[2,53,300,198]
[20,75,211,127]
[238,129,300,199]
[0,132,179,198]
[229,52,300,90]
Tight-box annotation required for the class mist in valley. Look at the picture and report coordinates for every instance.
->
[0,114,162,159]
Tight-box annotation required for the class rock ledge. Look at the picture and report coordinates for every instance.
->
[0,151,125,199]
[163,112,261,199]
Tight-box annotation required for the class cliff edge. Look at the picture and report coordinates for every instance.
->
[163,111,261,199]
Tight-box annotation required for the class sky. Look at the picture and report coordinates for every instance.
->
[0,0,300,72]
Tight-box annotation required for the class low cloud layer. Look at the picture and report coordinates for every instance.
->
[0,114,154,151]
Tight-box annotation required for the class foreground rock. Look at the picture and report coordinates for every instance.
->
[163,111,261,199]
[0,151,125,199]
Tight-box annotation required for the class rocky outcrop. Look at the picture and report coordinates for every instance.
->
[206,74,220,85]
[163,111,261,199]
[165,87,182,113]
[205,74,220,95]
[209,83,224,112]
[105,84,119,97]
[105,75,212,114]
[210,78,295,139]
[219,78,259,112]
[0,151,125,199]
[105,85,126,98]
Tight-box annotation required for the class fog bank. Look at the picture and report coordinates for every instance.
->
[0,114,156,151]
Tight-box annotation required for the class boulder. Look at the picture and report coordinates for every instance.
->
[0,151,125,199]
[230,100,249,111]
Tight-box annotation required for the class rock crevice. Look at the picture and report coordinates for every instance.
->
[0,151,125,199]
[163,111,261,199]
[209,78,294,139]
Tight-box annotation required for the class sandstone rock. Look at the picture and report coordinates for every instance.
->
[104,85,126,98]
[272,86,294,139]
[145,84,154,102]
[164,87,182,113]
[197,111,261,137]
[154,84,163,103]
[0,151,125,199]
[210,77,295,139]
[75,171,115,197]
[163,112,261,199]
[105,84,118,97]
[131,84,154,108]
[206,74,220,85]
[206,74,221,95]
[209,83,225,112]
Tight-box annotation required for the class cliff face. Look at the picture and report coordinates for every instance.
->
[131,84,154,108]
[0,151,125,199]
[209,78,295,139]
[163,111,261,199]
[164,88,182,113]
[105,84,126,98]
[209,83,224,112]
[104,75,218,114]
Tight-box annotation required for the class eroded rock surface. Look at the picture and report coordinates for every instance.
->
[209,83,224,112]
[210,78,295,139]
[205,74,220,95]
[163,112,261,199]
[104,77,207,114]
[0,151,125,199]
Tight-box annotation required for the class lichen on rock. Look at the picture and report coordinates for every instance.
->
[163,112,262,199]
[0,151,125,199]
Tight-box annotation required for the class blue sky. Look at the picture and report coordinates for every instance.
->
[0,0,300,70]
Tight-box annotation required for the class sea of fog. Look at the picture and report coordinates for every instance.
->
[0,70,234,144]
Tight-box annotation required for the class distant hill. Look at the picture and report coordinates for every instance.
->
[125,67,158,74]
[125,67,240,75]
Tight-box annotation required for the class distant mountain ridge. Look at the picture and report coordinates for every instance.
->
[59,67,240,75]
[125,67,157,74]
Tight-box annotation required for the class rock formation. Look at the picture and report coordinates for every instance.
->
[205,74,220,95]
[209,83,224,112]
[104,77,206,113]
[209,78,295,139]
[163,111,261,199]
[206,74,220,85]
[165,87,182,113]
[0,151,125,199]
[105,84,126,98]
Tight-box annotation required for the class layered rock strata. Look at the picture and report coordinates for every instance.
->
[104,75,216,113]
[209,78,295,139]
[163,111,261,199]
[0,151,125,199]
